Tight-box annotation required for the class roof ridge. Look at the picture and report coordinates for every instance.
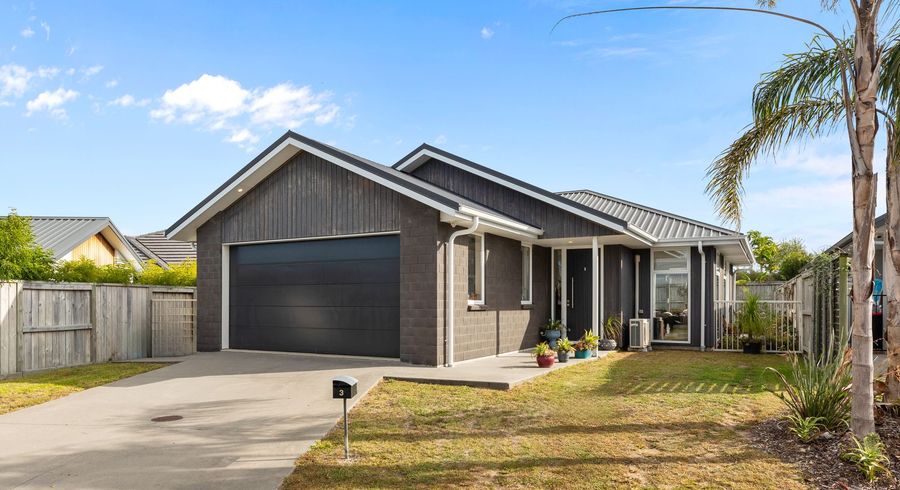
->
[558,189,737,235]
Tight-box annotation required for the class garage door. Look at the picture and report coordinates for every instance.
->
[229,235,400,357]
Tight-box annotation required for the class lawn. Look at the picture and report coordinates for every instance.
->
[0,362,167,415]
[284,351,805,489]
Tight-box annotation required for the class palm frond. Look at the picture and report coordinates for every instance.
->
[706,97,845,227]
[753,36,850,123]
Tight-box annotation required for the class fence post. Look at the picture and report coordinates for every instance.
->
[15,281,23,375]
[89,284,97,364]
[838,255,849,338]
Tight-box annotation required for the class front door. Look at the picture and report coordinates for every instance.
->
[566,249,593,340]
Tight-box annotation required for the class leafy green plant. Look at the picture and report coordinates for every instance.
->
[786,414,824,443]
[737,291,770,344]
[532,342,554,358]
[53,258,138,284]
[544,319,562,331]
[137,260,197,287]
[768,325,851,432]
[0,213,54,280]
[556,338,575,354]
[603,315,623,341]
[576,330,599,351]
[841,433,892,483]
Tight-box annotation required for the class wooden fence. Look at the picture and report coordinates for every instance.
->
[735,282,787,301]
[0,281,195,377]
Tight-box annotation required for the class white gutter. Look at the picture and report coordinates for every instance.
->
[698,240,706,351]
[446,217,480,367]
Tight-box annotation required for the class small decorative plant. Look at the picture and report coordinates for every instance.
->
[533,341,556,368]
[600,315,623,351]
[786,414,824,443]
[575,330,599,358]
[556,338,575,363]
[841,433,892,483]
[737,291,770,354]
[543,319,563,349]
[545,319,562,331]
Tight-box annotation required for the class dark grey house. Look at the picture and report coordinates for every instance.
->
[167,131,753,366]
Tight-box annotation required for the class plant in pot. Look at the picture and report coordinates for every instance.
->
[542,319,563,350]
[556,338,575,363]
[737,291,770,354]
[600,315,623,351]
[574,330,599,359]
[533,341,556,368]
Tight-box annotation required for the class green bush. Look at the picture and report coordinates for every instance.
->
[842,433,892,483]
[136,260,197,287]
[50,258,195,286]
[0,214,55,280]
[768,343,851,432]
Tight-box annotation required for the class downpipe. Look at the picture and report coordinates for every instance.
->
[446,217,479,367]
[698,241,706,351]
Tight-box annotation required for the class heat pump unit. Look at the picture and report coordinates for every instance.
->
[629,319,651,352]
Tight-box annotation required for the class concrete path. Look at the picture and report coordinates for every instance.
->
[0,349,605,489]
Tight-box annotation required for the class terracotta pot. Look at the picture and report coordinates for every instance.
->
[536,354,556,368]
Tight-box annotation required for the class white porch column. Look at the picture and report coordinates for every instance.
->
[561,249,568,327]
[592,237,599,338]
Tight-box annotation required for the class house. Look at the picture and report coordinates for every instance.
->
[28,216,143,270]
[127,231,196,269]
[166,131,753,366]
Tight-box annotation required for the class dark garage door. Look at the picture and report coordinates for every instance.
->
[229,235,400,357]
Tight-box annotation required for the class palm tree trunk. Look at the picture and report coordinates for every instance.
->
[849,0,879,436]
[885,126,900,403]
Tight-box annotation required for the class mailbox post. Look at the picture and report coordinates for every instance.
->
[332,375,358,459]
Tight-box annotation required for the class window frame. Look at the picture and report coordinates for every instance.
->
[521,243,533,305]
[467,233,486,305]
[650,247,692,344]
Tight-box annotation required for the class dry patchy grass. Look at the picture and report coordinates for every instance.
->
[0,362,167,415]
[284,351,805,489]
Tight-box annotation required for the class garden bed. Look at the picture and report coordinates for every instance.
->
[750,415,900,489]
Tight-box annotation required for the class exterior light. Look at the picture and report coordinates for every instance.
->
[237,188,243,193]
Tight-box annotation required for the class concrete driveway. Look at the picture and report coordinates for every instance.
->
[0,351,398,490]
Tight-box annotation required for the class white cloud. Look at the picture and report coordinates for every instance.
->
[480,26,494,40]
[65,68,75,76]
[20,27,34,38]
[584,46,650,59]
[40,21,50,41]
[81,65,104,79]
[434,134,447,145]
[67,45,77,56]
[105,79,118,88]
[108,94,149,107]
[151,74,344,148]
[37,66,59,79]
[25,88,78,118]
[0,64,33,97]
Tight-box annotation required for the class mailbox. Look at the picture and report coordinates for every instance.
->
[332,375,358,399]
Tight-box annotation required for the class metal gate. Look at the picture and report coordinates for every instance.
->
[713,299,803,353]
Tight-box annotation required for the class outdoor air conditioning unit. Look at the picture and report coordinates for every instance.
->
[629,319,652,352]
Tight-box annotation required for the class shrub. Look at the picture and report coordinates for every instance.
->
[603,315,623,341]
[137,260,196,287]
[0,213,55,280]
[737,291,770,343]
[52,258,138,284]
[786,414,824,443]
[842,433,892,483]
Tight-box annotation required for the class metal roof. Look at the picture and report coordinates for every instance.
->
[25,216,143,268]
[127,231,196,268]
[559,190,738,241]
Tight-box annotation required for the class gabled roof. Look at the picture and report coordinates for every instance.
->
[166,131,544,242]
[559,190,737,240]
[26,216,143,268]
[127,231,196,269]
[828,212,887,253]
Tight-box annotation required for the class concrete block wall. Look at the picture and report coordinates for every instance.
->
[196,213,223,352]
[398,197,442,365]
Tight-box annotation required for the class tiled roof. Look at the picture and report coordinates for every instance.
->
[559,190,737,240]
[127,231,196,268]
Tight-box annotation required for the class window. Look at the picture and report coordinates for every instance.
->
[521,244,532,304]
[467,235,484,303]
[652,249,690,342]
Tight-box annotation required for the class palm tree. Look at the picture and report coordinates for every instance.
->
[556,0,887,436]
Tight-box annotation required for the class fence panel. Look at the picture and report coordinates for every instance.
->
[20,283,93,371]
[151,289,196,357]
[735,282,786,301]
[0,282,21,376]
[713,299,802,353]
[93,285,151,362]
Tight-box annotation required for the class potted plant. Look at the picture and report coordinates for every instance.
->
[533,341,556,367]
[600,315,622,351]
[574,330,598,359]
[556,338,575,363]
[542,319,563,349]
[737,291,769,354]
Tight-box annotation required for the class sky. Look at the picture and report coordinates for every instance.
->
[0,1,888,250]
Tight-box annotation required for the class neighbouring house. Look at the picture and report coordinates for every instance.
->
[166,131,753,366]
[127,231,196,269]
[28,216,144,269]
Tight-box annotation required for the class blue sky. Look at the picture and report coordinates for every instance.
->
[0,1,884,249]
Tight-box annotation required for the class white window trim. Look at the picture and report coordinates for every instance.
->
[521,243,533,305]
[650,247,692,344]
[467,233,486,305]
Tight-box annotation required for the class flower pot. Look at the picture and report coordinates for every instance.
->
[599,338,617,351]
[574,349,591,359]
[557,351,570,363]
[543,329,562,349]
[742,342,763,354]
[536,354,556,368]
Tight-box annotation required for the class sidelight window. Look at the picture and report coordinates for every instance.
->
[467,235,484,304]
[652,249,690,343]
[521,244,532,304]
